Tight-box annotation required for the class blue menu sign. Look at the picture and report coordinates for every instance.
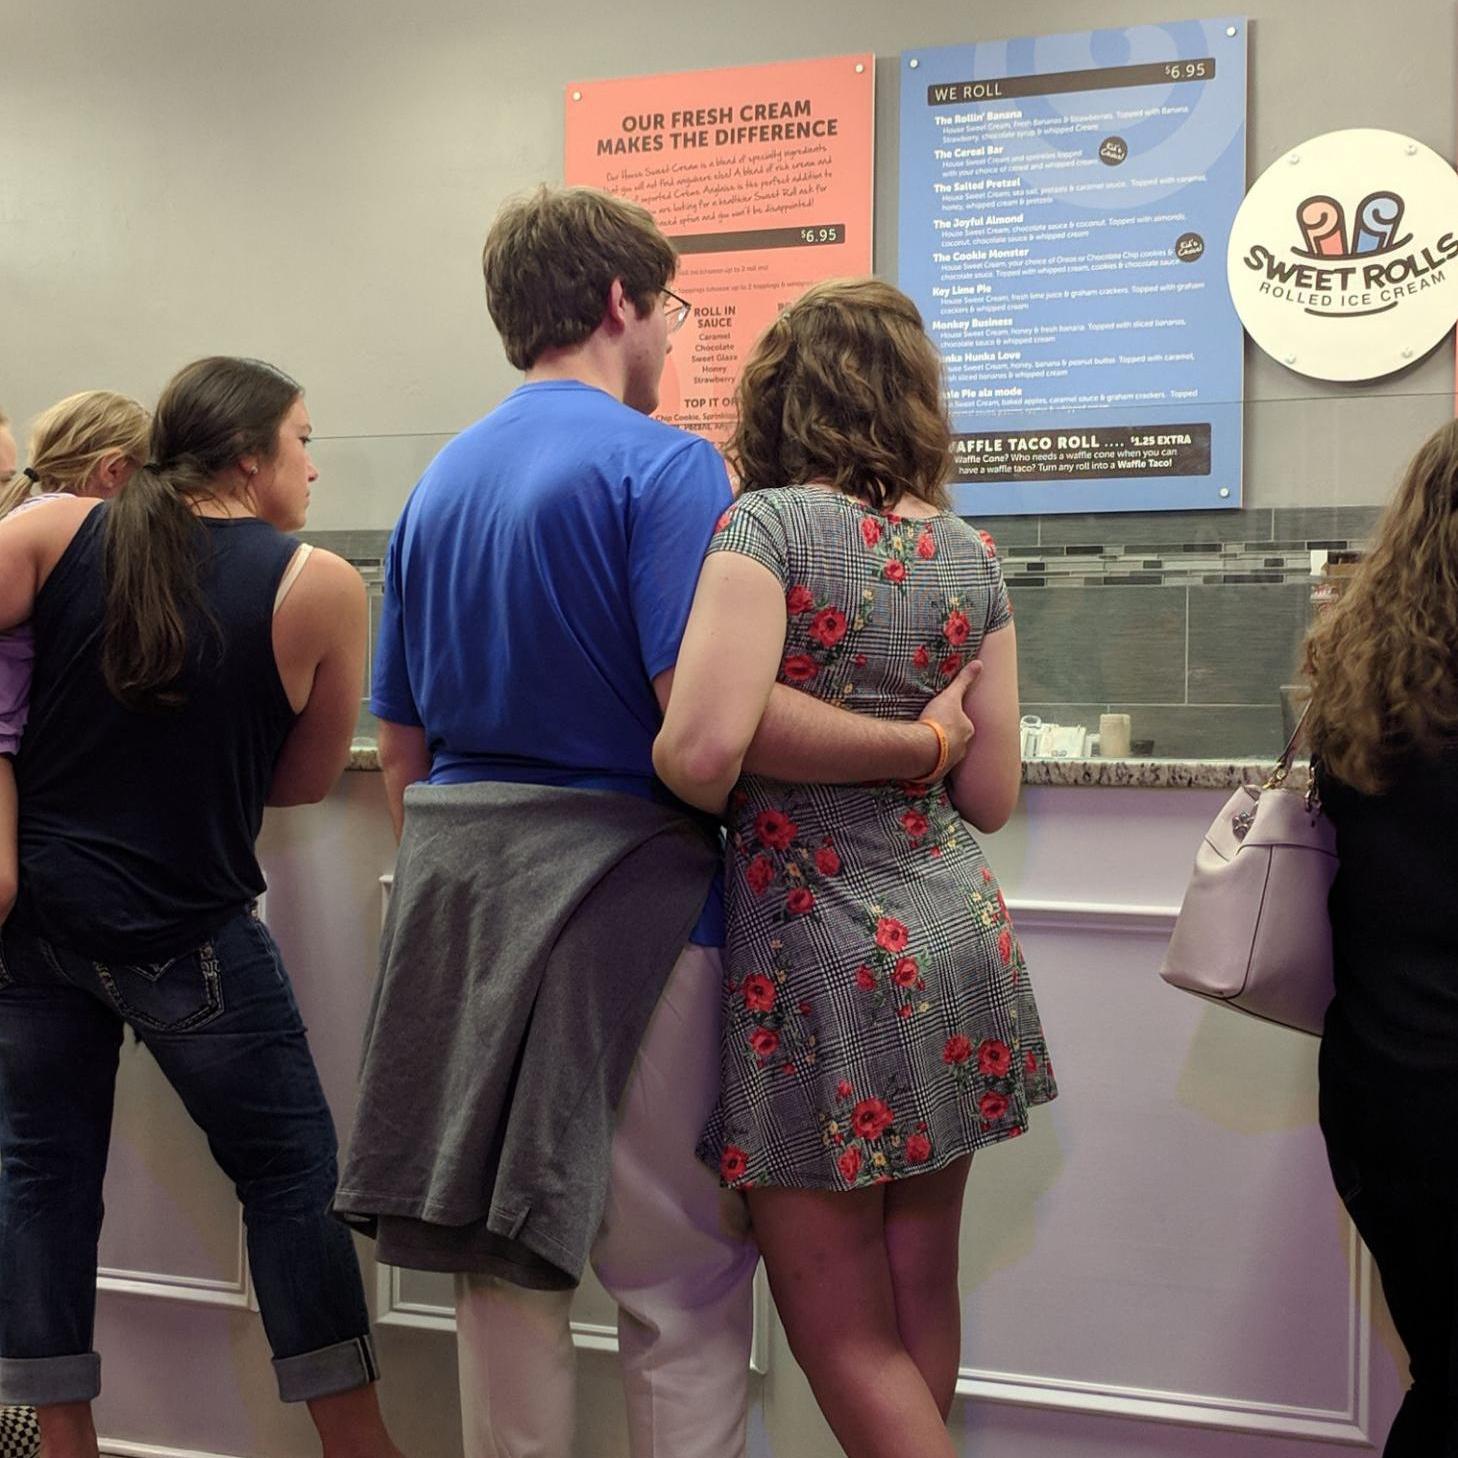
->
[899,20,1247,515]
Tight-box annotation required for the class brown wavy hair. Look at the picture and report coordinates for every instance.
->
[1304,418,1458,792]
[726,278,953,512]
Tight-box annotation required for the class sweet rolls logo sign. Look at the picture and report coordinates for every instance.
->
[1226,129,1458,380]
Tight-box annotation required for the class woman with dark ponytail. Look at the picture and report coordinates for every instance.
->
[0,358,407,1458]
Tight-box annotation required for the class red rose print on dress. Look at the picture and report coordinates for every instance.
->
[720,1146,748,1182]
[814,844,841,876]
[905,1131,932,1164]
[939,652,963,677]
[741,973,776,1013]
[860,518,882,547]
[978,529,998,558]
[1025,1050,1038,1075]
[786,584,814,614]
[884,560,906,583]
[977,1039,1012,1077]
[854,965,877,991]
[786,887,815,916]
[943,610,970,647]
[836,1080,854,1099]
[916,531,937,560]
[981,866,994,884]
[782,653,818,684]
[745,855,774,896]
[943,1034,973,1065]
[912,644,931,670]
[898,1003,913,1019]
[749,1028,781,1059]
[851,1098,895,1140]
[901,810,929,841]
[715,509,734,532]
[810,607,848,648]
[755,810,798,851]
[997,927,1014,964]
[838,1147,863,1183]
[875,917,909,953]
[979,1090,1009,1122]
[892,956,919,988]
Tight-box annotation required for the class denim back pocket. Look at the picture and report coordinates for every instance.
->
[93,941,225,1033]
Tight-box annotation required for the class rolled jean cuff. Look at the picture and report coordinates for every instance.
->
[273,1333,379,1403]
[0,1350,101,1405]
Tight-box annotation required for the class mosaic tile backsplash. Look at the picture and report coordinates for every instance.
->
[311,502,1379,761]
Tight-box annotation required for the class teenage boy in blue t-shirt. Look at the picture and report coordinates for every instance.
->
[370,185,979,1458]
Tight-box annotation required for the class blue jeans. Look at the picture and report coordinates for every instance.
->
[0,908,377,1407]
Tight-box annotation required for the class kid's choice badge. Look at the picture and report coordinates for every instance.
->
[1227,128,1458,381]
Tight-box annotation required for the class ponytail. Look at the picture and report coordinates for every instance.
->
[101,461,212,712]
[97,357,301,713]
[0,466,40,521]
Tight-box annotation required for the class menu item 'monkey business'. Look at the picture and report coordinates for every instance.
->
[567,55,874,446]
[899,19,1247,515]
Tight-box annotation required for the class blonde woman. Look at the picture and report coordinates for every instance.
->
[1305,418,1458,1458]
[0,390,147,518]
[0,391,149,925]
[654,279,1056,1458]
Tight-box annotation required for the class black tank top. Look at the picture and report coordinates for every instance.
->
[13,504,300,961]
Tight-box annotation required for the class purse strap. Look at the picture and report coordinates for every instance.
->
[1265,700,1321,811]
[1266,702,1310,783]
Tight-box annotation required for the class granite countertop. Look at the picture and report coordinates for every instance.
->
[347,741,1274,790]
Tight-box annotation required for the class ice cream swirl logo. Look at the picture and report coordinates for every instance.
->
[1227,130,1458,381]
[1242,187,1458,319]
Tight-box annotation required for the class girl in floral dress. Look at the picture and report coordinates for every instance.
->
[654,279,1055,1458]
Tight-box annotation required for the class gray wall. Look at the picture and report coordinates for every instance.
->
[5,0,1454,528]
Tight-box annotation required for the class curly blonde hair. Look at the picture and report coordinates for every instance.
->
[726,278,953,512]
[1304,418,1458,793]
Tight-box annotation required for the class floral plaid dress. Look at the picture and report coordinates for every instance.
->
[695,486,1057,1191]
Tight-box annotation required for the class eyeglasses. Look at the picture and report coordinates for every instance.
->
[662,288,692,333]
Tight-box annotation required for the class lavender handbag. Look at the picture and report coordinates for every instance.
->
[1159,716,1337,1035]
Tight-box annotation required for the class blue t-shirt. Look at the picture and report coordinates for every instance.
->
[372,380,731,943]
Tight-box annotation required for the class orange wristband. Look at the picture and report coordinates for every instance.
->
[923,720,950,780]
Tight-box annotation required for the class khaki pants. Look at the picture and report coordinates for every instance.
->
[455,944,759,1458]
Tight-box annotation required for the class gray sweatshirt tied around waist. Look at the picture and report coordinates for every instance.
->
[334,779,718,1289]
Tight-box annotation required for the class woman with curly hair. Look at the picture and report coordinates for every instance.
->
[1304,418,1458,1457]
[654,278,1056,1458]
